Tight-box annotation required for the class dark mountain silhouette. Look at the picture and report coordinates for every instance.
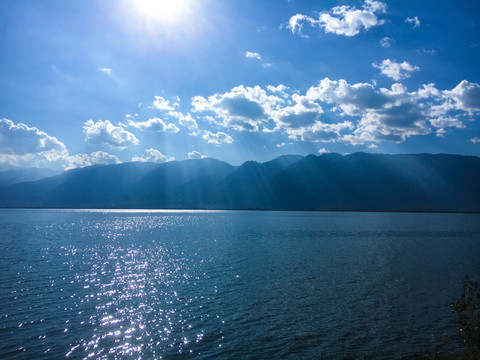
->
[0,153,479,212]
[270,153,480,211]
[209,155,303,209]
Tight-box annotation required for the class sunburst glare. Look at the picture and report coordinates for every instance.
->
[130,0,193,23]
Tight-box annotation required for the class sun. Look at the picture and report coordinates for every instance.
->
[130,0,192,23]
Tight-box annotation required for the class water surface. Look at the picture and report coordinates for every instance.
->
[1,210,479,359]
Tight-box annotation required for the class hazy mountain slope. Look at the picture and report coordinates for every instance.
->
[0,159,235,208]
[0,162,159,207]
[0,167,61,187]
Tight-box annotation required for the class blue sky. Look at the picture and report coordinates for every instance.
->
[1,0,479,170]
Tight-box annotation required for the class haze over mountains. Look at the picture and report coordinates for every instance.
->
[1,153,479,212]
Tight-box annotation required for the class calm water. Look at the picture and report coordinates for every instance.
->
[0,210,479,359]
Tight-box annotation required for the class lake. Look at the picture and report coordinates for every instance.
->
[1,209,479,359]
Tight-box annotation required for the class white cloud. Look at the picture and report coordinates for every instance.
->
[66,151,120,170]
[347,102,431,144]
[379,36,394,48]
[287,14,313,38]
[273,94,323,129]
[287,120,354,142]
[318,148,330,154]
[0,118,66,155]
[306,78,390,116]
[305,78,433,144]
[470,137,480,144]
[372,59,420,81]
[132,148,174,163]
[445,80,480,114]
[246,51,261,60]
[98,68,113,76]
[124,117,179,132]
[152,96,179,111]
[188,150,207,159]
[83,119,139,148]
[287,0,386,37]
[405,16,420,28]
[0,119,122,170]
[189,78,479,147]
[267,85,289,95]
[192,85,283,131]
[202,130,234,145]
[168,111,198,130]
[429,116,465,130]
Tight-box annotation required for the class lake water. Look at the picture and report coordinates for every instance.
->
[0,209,479,359]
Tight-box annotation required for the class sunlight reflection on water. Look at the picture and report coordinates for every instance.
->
[57,216,222,359]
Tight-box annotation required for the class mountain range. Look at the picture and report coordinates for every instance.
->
[1,152,479,212]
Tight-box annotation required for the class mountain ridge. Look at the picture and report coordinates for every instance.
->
[1,153,479,212]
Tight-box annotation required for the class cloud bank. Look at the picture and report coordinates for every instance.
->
[193,78,480,146]
[0,118,120,169]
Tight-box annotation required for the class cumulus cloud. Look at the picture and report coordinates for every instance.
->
[306,78,390,116]
[347,102,431,144]
[202,130,234,145]
[132,148,174,163]
[124,117,179,133]
[152,96,180,111]
[188,150,207,159]
[445,80,480,114]
[286,120,354,142]
[429,116,465,130]
[192,85,282,131]
[0,118,66,155]
[267,85,289,95]
[372,59,420,81]
[405,16,420,28]
[273,94,323,129]
[246,51,261,60]
[379,36,394,48]
[168,111,198,130]
[304,78,475,145]
[190,78,479,147]
[66,151,120,169]
[0,119,121,170]
[83,119,139,148]
[471,137,480,144]
[287,0,386,37]
[318,148,330,154]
